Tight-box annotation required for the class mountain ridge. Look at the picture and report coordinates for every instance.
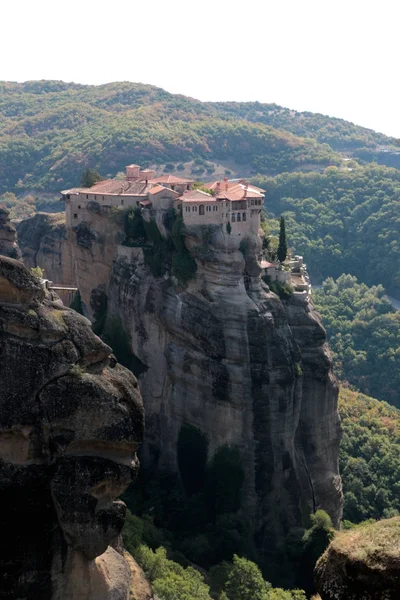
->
[1,80,399,194]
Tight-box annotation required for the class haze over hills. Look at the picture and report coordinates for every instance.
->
[1,80,400,194]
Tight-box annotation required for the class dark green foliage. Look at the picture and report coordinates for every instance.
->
[69,290,83,314]
[226,221,232,235]
[298,511,334,595]
[123,207,148,245]
[314,275,400,406]
[80,168,103,188]
[225,554,269,600]
[142,218,174,277]
[0,81,350,194]
[171,212,197,284]
[277,216,287,263]
[177,424,208,496]
[239,239,250,257]
[102,316,147,376]
[267,280,293,299]
[339,388,400,523]
[253,166,400,295]
[206,445,244,518]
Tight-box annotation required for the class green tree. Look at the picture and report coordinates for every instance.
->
[299,510,334,595]
[225,555,269,600]
[277,216,287,263]
[80,168,103,188]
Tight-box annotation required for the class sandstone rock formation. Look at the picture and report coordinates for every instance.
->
[16,211,66,278]
[0,203,21,259]
[315,517,400,599]
[0,256,144,600]
[17,207,342,568]
[17,206,122,317]
[106,224,342,559]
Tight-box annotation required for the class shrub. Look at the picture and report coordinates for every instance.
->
[70,290,84,314]
[124,207,148,245]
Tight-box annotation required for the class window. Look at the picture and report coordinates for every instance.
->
[251,199,254,206]
[73,213,78,219]
[237,213,241,222]
[86,194,88,200]
[194,205,198,211]
[243,212,246,221]
[94,195,97,200]
[199,205,205,215]
[78,205,81,209]
[232,213,236,222]
[121,200,124,206]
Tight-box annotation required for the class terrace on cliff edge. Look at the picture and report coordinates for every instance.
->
[20,160,343,588]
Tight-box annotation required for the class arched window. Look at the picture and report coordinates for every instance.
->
[199,204,205,215]
[237,213,241,222]
[243,212,246,221]
[232,213,236,222]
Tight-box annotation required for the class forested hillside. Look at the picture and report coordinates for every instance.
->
[313,275,400,406]
[211,101,400,152]
[255,165,400,295]
[0,80,343,193]
[339,388,400,523]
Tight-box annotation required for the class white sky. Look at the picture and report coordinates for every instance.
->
[2,0,400,138]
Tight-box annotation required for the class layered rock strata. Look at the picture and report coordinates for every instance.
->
[0,256,144,600]
[17,208,342,562]
[16,211,66,278]
[0,203,21,259]
[315,517,400,599]
[106,225,342,556]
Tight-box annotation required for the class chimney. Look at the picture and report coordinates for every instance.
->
[126,164,141,180]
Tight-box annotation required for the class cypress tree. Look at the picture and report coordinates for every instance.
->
[277,216,288,263]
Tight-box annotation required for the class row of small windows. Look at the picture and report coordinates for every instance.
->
[184,205,219,213]
[231,213,247,222]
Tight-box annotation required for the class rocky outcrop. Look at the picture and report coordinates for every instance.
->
[0,256,144,600]
[0,203,21,259]
[16,211,66,281]
[315,517,400,599]
[17,206,122,317]
[106,224,342,560]
[17,206,342,567]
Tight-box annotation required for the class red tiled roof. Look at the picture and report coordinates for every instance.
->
[140,200,153,206]
[148,185,166,195]
[179,190,215,203]
[261,261,277,269]
[207,180,266,194]
[149,175,194,185]
[62,179,152,196]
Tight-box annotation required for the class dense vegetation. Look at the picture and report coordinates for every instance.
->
[313,275,400,406]
[255,165,400,295]
[122,509,322,599]
[211,101,400,153]
[3,79,393,194]
[339,388,400,524]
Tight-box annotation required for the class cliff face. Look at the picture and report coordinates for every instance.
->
[315,517,400,599]
[0,203,21,260]
[17,205,122,317]
[0,256,144,600]
[17,208,342,562]
[106,225,342,556]
[16,211,66,279]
